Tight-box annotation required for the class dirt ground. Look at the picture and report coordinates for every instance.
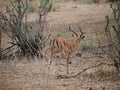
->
[0,1,120,90]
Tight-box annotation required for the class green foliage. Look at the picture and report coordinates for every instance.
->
[17,5,22,11]
[117,5,120,12]
[105,16,109,32]
[40,0,53,11]
[28,3,35,13]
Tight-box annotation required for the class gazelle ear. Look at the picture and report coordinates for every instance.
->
[81,35,85,38]
[80,35,85,39]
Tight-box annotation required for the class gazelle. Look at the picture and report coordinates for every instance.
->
[50,25,85,74]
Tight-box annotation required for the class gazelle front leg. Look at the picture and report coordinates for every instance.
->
[66,54,70,74]
[55,54,61,65]
[49,52,53,64]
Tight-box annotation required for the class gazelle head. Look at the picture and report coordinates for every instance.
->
[69,25,85,41]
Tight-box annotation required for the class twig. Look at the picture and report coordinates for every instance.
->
[112,25,118,33]
[1,44,15,53]
[43,34,51,46]
[10,0,18,13]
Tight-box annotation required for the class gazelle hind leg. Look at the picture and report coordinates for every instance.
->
[50,48,62,65]
[55,54,61,65]
[49,53,53,65]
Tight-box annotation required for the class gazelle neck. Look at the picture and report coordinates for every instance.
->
[71,37,81,51]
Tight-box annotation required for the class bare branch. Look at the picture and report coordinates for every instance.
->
[10,0,19,13]
[1,44,15,53]
[43,34,51,46]
[112,25,118,33]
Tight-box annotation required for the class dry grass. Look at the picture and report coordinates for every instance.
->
[0,59,53,90]
[0,56,119,90]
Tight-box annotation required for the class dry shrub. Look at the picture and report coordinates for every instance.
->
[0,0,52,59]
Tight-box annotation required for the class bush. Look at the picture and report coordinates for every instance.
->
[0,0,52,58]
[103,1,120,73]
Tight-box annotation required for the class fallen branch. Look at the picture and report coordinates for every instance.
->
[57,63,104,79]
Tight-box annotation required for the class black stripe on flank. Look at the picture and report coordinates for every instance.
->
[55,40,59,48]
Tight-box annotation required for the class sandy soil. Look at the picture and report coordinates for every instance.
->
[0,1,120,90]
[0,56,119,90]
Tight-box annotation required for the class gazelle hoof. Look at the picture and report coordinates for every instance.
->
[48,61,52,65]
[69,61,72,64]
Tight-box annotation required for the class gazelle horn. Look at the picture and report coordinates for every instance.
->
[79,27,84,37]
[69,25,78,36]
